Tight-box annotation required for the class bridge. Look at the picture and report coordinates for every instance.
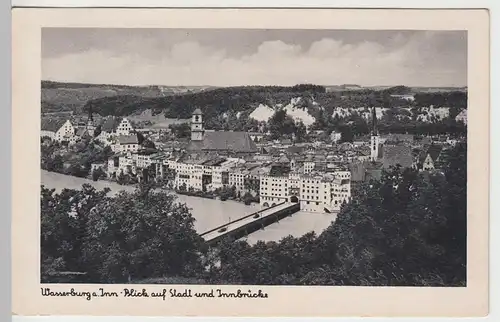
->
[200,202,301,245]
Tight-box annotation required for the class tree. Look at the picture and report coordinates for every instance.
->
[66,163,88,178]
[244,178,260,195]
[141,139,156,150]
[45,154,64,172]
[116,171,129,185]
[339,126,354,143]
[268,109,297,140]
[314,144,467,286]
[41,184,111,281]
[82,188,204,282]
[92,167,106,181]
[169,123,191,139]
[243,192,253,205]
[294,121,308,143]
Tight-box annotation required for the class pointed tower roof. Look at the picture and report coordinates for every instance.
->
[371,106,378,135]
[192,108,203,115]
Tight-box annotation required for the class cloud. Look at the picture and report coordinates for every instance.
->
[42,31,466,87]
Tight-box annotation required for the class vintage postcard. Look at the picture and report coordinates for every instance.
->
[12,8,489,317]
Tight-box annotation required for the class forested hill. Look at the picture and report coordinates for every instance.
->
[42,81,467,131]
[41,80,216,113]
[84,84,327,118]
[82,84,467,119]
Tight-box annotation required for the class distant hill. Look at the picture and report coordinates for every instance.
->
[40,80,217,113]
[41,81,467,130]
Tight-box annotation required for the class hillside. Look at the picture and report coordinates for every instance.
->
[41,80,216,113]
[42,81,467,133]
[82,85,465,124]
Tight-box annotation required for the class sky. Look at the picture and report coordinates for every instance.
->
[42,28,467,87]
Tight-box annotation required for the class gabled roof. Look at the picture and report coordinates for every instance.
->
[287,145,305,155]
[75,128,86,137]
[420,137,432,145]
[100,117,123,132]
[384,133,414,144]
[348,162,366,182]
[365,168,383,181]
[192,108,203,115]
[419,144,443,164]
[427,144,443,161]
[202,157,227,167]
[277,154,290,164]
[382,144,413,169]
[187,131,258,153]
[41,119,69,132]
[117,134,139,145]
[75,127,92,139]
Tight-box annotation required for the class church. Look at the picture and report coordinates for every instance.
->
[186,108,258,156]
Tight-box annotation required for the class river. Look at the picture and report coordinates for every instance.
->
[41,170,336,243]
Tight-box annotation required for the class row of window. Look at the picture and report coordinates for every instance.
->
[302,189,320,194]
[303,201,321,206]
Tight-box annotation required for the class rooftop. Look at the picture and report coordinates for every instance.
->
[382,144,413,169]
[117,134,139,145]
[41,119,69,132]
[100,117,123,132]
[187,131,258,154]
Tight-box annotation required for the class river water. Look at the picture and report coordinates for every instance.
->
[41,170,336,243]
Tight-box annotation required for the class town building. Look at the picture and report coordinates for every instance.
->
[40,119,75,143]
[248,132,265,143]
[370,106,380,162]
[381,144,413,170]
[417,144,444,171]
[186,109,258,156]
[97,117,134,143]
[112,134,140,153]
[259,170,351,213]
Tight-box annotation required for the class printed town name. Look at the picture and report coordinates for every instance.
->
[40,288,269,300]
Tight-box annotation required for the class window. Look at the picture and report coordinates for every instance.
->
[316,202,319,205]
[307,201,310,204]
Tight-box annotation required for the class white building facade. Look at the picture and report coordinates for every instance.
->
[259,171,351,213]
[40,120,75,143]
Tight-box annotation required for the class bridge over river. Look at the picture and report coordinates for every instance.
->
[200,202,301,245]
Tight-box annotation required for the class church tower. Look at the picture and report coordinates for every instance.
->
[370,106,379,162]
[191,108,204,141]
[86,104,96,137]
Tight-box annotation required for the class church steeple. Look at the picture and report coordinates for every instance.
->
[86,103,96,137]
[191,108,204,141]
[371,105,378,135]
[370,106,379,162]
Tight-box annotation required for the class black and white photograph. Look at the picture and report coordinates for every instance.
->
[38,27,470,287]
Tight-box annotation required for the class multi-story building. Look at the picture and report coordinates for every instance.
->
[259,175,291,206]
[40,119,75,143]
[111,134,140,153]
[97,117,134,144]
[259,170,351,213]
[303,161,315,174]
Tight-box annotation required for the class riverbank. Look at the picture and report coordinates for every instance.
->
[41,170,336,243]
